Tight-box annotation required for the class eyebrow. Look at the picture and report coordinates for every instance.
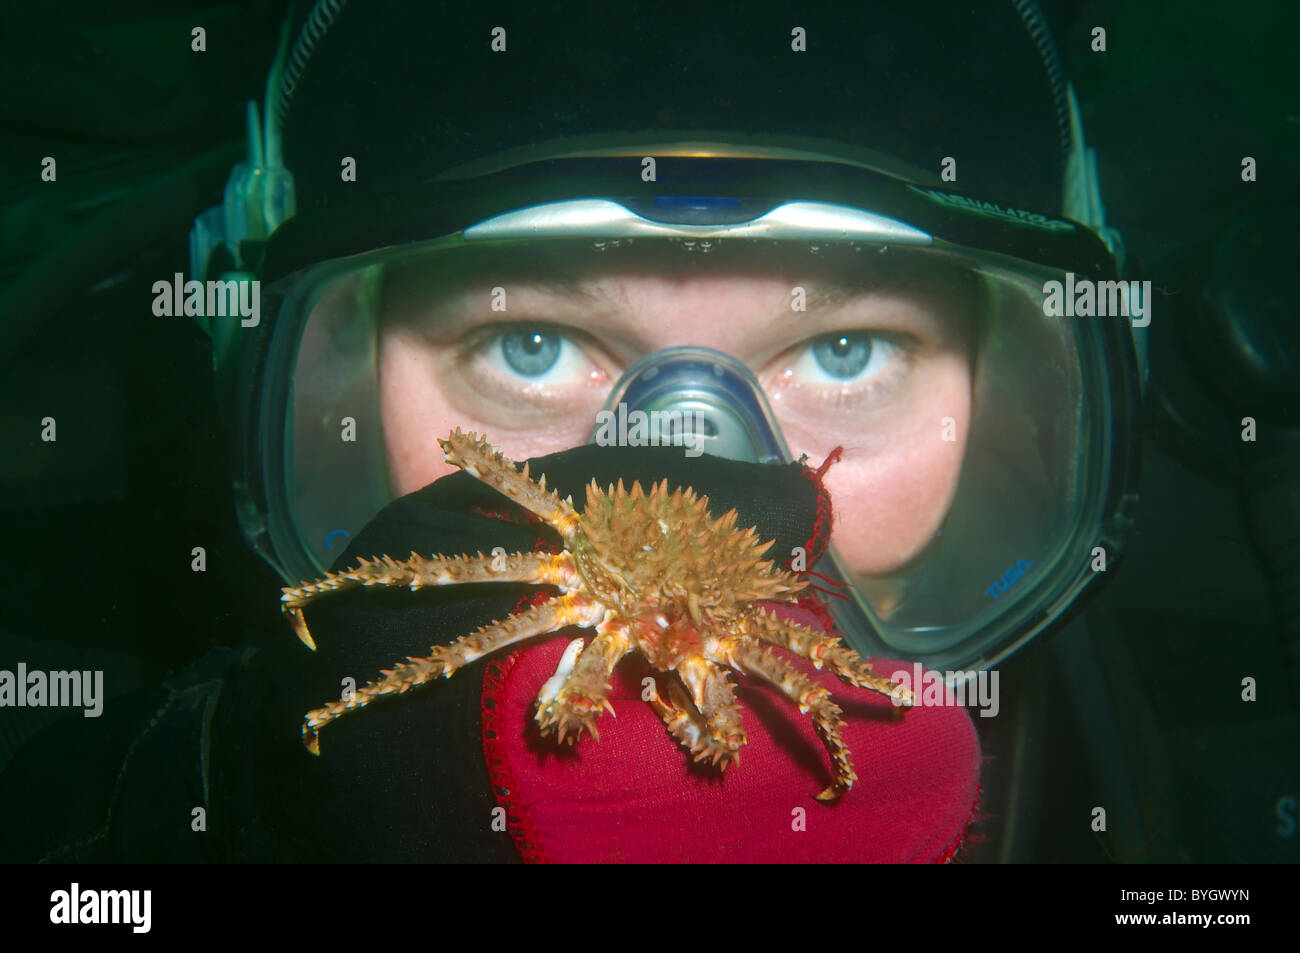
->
[799,278,881,312]
[453,259,613,305]
[530,272,610,303]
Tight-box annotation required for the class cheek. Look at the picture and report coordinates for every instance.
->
[823,427,967,575]
[379,331,460,495]
[800,368,972,577]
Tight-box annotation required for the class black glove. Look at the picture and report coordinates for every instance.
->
[209,442,831,862]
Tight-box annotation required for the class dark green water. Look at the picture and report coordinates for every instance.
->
[0,0,1296,872]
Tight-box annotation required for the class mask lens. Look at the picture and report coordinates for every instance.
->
[271,235,1130,668]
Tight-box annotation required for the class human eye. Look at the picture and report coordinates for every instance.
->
[800,332,906,384]
[770,330,917,414]
[456,322,613,412]
[493,326,573,379]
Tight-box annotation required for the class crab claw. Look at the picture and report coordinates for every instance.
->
[285,606,317,651]
[536,638,587,710]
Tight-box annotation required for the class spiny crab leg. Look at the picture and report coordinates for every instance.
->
[535,622,631,744]
[281,551,581,650]
[719,639,857,802]
[644,676,743,769]
[745,606,914,705]
[439,429,581,540]
[302,593,606,755]
[672,655,747,767]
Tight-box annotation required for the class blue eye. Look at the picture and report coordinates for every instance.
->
[500,329,562,377]
[811,333,873,379]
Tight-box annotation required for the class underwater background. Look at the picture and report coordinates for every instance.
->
[0,0,1297,864]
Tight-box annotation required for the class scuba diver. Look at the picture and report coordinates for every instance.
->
[0,0,1147,862]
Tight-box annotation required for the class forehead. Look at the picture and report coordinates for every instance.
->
[380,240,972,308]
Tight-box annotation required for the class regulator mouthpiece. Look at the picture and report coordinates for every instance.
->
[589,347,791,464]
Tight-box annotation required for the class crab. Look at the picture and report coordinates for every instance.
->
[281,429,913,801]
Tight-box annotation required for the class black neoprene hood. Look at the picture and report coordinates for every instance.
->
[276,1,1073,215]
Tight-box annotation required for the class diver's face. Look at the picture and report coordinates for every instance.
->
[377,247,974,577]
